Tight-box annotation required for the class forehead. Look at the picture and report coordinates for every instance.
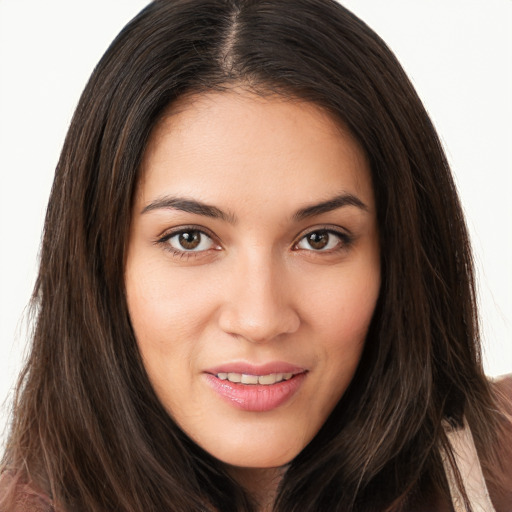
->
[138,89,374,215]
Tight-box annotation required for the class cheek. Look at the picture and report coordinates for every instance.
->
[125,265,218,404]
[307,265,380,342]
[126,260,217,343]
[303,259,380,396]
[124,264,213,415]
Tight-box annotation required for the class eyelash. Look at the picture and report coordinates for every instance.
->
[155,225,220,260]
[155,225,353,260]
[298,228,353,256]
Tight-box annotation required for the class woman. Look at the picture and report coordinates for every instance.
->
[1,0,511,510]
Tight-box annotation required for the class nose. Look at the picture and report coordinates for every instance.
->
[217,251,300,344]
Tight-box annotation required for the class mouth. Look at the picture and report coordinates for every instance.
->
[204,363,307,412]
[215,371,297,385]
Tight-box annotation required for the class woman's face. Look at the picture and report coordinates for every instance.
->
[125,90,380,470]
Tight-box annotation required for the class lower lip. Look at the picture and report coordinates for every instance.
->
[204,373,306,412]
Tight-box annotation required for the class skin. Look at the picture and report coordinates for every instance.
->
[125,89,381,502]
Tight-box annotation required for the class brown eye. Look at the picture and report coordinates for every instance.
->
[296,230,344,251]
[306,232,329,250]
[179,231,201,249]
[167,230,215,252]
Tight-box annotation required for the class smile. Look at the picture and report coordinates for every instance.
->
[205,367,307,412]
[216,372,295,385]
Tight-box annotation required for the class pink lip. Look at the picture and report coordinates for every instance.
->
[204,362,307,412]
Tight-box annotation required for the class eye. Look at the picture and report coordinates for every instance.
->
[164,229,216,252]
[295,230,347,251]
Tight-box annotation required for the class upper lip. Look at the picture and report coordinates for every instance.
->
[205,361,306,376]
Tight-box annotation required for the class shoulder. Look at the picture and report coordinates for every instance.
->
[492,373,512,428]
[488,373,512,511]
[0,471,54,512]
[493,373,512,406]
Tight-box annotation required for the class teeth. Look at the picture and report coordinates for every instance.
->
[241,374,259,384]
[258,374,276,385]
[216,372,296,385]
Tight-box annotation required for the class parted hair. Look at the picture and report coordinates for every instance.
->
[1,1,505,510]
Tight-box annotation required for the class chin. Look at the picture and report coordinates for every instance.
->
[190,421,307,469]
[221,446,297,469]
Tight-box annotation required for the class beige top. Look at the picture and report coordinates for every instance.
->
[441,418,496,512]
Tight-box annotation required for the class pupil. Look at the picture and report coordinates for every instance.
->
[179,231,200,250]
[308,232,328,250]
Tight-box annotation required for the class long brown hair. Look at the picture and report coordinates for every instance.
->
[1,1,505,510]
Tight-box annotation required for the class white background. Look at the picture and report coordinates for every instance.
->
[1,1,511,446]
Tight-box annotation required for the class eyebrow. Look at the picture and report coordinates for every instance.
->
[141,197,237,224]
[292,193,368,221]
[141,192,368,223]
